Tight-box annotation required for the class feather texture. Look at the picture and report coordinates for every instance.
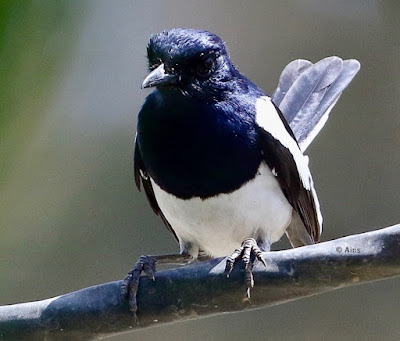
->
[272,57,360,151]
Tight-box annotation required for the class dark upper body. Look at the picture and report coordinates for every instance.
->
[137,81,264,199]
[135,28,321,245]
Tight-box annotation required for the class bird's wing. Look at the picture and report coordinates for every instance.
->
[134,136,178,241]
[272,57,360,152]
[255,97,322,245]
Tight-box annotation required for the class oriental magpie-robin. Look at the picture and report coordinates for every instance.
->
[121,28,360,315]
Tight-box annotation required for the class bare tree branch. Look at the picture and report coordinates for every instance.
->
[0,223,399,340]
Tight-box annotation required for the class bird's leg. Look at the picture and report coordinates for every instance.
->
[225,238,268,298]
[121,252,210,321]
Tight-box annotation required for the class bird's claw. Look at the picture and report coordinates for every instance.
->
[224,238,267,298]
[121,255,157,321]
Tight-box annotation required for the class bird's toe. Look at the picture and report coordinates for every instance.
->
[225,238,267,297]
[121,255,157,320]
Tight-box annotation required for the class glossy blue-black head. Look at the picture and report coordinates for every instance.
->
[142,28,239,100]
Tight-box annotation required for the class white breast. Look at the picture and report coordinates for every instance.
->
[151,163,293,257]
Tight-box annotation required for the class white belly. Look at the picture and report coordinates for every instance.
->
[151,163,292,257]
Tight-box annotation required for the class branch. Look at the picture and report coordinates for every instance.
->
[1,224,400,340]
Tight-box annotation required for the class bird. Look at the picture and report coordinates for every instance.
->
[121,28,360,316]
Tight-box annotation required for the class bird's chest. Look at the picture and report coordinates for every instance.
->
[137,96,261,199]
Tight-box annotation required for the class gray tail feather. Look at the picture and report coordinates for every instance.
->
[272,57,361,152]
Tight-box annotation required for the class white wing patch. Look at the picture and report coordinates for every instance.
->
[255,96,323,233]
[255,96,312,191]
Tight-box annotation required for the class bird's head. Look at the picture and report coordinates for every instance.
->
[142,28,239,101]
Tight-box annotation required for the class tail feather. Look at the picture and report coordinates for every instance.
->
[272,59,313,107]
[272,57,361,152]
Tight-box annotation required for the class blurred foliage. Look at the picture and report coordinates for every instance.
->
[0,0,86,184]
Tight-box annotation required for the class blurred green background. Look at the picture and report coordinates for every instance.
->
[1,1,400,340]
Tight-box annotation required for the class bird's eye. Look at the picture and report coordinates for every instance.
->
[196,57,215,77]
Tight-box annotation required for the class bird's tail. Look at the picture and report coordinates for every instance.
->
[272,57,360,152]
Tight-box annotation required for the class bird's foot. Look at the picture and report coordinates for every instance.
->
[225,238,267,298]
[121,255,157,322]
[121,253,195,322]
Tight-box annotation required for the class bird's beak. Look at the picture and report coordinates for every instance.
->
[141,63,178,89]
